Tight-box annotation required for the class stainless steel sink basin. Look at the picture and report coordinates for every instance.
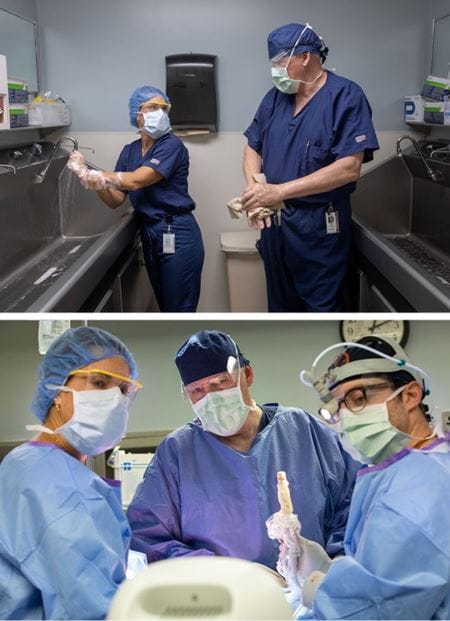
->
[0,145,137,311]
[352,156,450,310]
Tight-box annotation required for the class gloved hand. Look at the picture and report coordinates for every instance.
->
[302,570,327,609]
[296,536,332,580]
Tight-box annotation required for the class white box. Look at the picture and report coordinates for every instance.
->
[445,98,450,126]
[404,95,425,123]
[421,75,450,101]
[108,448,154,508]
[0,54,10,129]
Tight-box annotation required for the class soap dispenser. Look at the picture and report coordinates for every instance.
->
[0,55,10,129]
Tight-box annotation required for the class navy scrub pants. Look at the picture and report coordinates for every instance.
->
[257,198,352,312]
[139,212,204,312]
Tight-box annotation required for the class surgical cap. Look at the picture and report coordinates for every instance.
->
[175,330,250,385]
[267,23,328,62]
[327,336,424,391]
[31,326,138,421]
[128,85,171,127]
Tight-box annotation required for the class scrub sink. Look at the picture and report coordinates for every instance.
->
[0,143,137,311]
[351,147,450,311]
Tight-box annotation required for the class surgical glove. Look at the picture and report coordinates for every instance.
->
[302,570,326,609]
[296,536,332,580]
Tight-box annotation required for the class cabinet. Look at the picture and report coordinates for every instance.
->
[80,239,158,312]
[355,255,415,312]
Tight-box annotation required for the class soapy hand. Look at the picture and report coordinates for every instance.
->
[67,150,115,191]
[79,169,116,191]
[67,150,86,175]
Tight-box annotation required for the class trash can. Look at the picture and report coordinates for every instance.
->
[220,230,267,312]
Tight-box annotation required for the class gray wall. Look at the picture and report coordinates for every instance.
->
[0,0,36,20]
[35,0,430,132]
[0,319,449,442]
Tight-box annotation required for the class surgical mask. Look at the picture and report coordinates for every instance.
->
[190,342,253,437]
[142,109,171,139]
[339,386,415,464]
[271,23,323,94]
[193,386,254,436]
[26,385,130,456]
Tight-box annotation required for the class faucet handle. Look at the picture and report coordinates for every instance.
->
[30,143,43,157]
[79,145,96,154]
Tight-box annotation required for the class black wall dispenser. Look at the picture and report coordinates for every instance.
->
[166,53,217,132]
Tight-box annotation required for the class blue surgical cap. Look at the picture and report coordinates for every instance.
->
[128,85,171,127]
[31,326,138,421]
[267,23,328,62]
[175,330,250,385]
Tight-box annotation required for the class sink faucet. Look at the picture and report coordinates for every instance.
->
[32,136,79,184]
[0,164,17,174]
[396,135,442,183]
[429,144,450,160]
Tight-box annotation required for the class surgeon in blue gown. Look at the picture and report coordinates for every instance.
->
[0,327,142,620]
[242,23,379,312]
[127,330,360,570]
[68,85,204,312]
[295,336,450,620]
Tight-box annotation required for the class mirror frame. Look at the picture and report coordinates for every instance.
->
[430,12,450,78]
[0,6,40,92]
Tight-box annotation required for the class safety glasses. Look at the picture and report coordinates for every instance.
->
[138,102,172,114]
[183,371,238,403]
[68,369,143,396]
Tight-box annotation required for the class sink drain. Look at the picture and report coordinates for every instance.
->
[390,237,450,288]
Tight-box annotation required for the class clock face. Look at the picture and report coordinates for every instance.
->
[339,320,409,346]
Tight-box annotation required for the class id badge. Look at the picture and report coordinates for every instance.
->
[163,232,175,254]
[325,206,339,234]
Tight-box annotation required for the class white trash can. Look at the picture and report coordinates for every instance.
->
[220,230,267,312]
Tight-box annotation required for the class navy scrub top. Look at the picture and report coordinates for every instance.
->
[244,71,379,206]
[115,133,195,217]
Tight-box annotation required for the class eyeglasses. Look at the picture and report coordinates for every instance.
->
[68,369,143,396]
[338,382,393,414]
[138,102,171,114]
[184,371,238,403]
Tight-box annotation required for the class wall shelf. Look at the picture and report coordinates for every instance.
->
[406,121,449,128]
[0,123,69,133]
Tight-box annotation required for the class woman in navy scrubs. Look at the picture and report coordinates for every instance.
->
[69,85,204,312]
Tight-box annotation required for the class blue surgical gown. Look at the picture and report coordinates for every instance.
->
[115,134,204,312]
[305,437,450,620]
[0,442,131,620]
[244,72,379,312]
[127,404,360,568]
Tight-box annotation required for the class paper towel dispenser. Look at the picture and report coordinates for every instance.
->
[166,53,217,132]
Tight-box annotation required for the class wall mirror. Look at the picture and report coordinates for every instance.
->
[0,8,39,91]
[431,12,450,78]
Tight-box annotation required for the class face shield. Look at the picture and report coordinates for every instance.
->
[182,363,239,404]
[269,23,311,68]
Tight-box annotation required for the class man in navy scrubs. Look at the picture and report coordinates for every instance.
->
[242,23,379,312]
